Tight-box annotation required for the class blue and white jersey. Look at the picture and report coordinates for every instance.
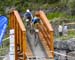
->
[32,16,38,23]
[24,12,33,19]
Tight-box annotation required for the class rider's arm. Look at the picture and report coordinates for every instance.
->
[30,12,33,19]
[23,13,26,20]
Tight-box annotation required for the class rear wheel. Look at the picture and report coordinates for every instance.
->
[25,19,31,30]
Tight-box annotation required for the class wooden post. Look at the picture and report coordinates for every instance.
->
[50,31,54,59]
[10,10,26,60]
[10,12,18,60]
[22,31,26,60]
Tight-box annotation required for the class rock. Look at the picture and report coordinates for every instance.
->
[55,50,67,60]
[67,38,75,51]
[54,40,68,50]
[67,51,75,60]
[58,50,67,60]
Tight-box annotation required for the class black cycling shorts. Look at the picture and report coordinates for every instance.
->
[27,16,31,20]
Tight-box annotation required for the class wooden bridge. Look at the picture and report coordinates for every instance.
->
[9,10,54,60]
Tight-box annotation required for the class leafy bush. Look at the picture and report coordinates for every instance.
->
[47,12,66,19]
[68,30,75,36]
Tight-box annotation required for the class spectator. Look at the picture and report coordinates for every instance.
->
[63,24,68,36]
[58,24,63,36]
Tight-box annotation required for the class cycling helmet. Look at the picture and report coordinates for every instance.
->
[26,9,30,12]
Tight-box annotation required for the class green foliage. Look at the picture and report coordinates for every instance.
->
[0,0,60,15]
[56,30,75,40]
[47,12,66,19]
[47,11,75,24]
[68,30,75,35]
[28,0,59,4]
[68,0,75,9]
[0,35,9,56]
[67,0,75,15]
[0,0,75,15]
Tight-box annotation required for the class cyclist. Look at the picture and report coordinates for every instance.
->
[32,16,40,31]
[24,9,33,21]
[31,16,40,46]
[24,9,33,29]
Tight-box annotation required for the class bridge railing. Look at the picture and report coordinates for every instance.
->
[9,10,26,60]
[35,10,54,59]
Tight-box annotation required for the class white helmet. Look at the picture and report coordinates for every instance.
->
[26,9,30,12]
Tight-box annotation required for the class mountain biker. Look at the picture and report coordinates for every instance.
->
[32,16,40,24]
[24,9,33,22]
[31,16,40,46]
[24,9,33,28]
[31,16,40,32]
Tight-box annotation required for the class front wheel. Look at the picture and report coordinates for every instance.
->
[34,30,39,47]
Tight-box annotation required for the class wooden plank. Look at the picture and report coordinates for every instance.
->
[26,41,33,57]
[22,31,26,60]
[39,31,53,58]
[35,10,53,32]
[13,10,26,31]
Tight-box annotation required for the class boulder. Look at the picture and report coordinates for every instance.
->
[55,50,67,60]
[67,51,75,60]
[54,40,68,50]
[67,38,75,51]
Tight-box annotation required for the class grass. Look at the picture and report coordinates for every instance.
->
[47,12,66,19]
[0,47,9,56]
[55,30,75,40]
[40,1,66,9]
[0,34,9,56]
